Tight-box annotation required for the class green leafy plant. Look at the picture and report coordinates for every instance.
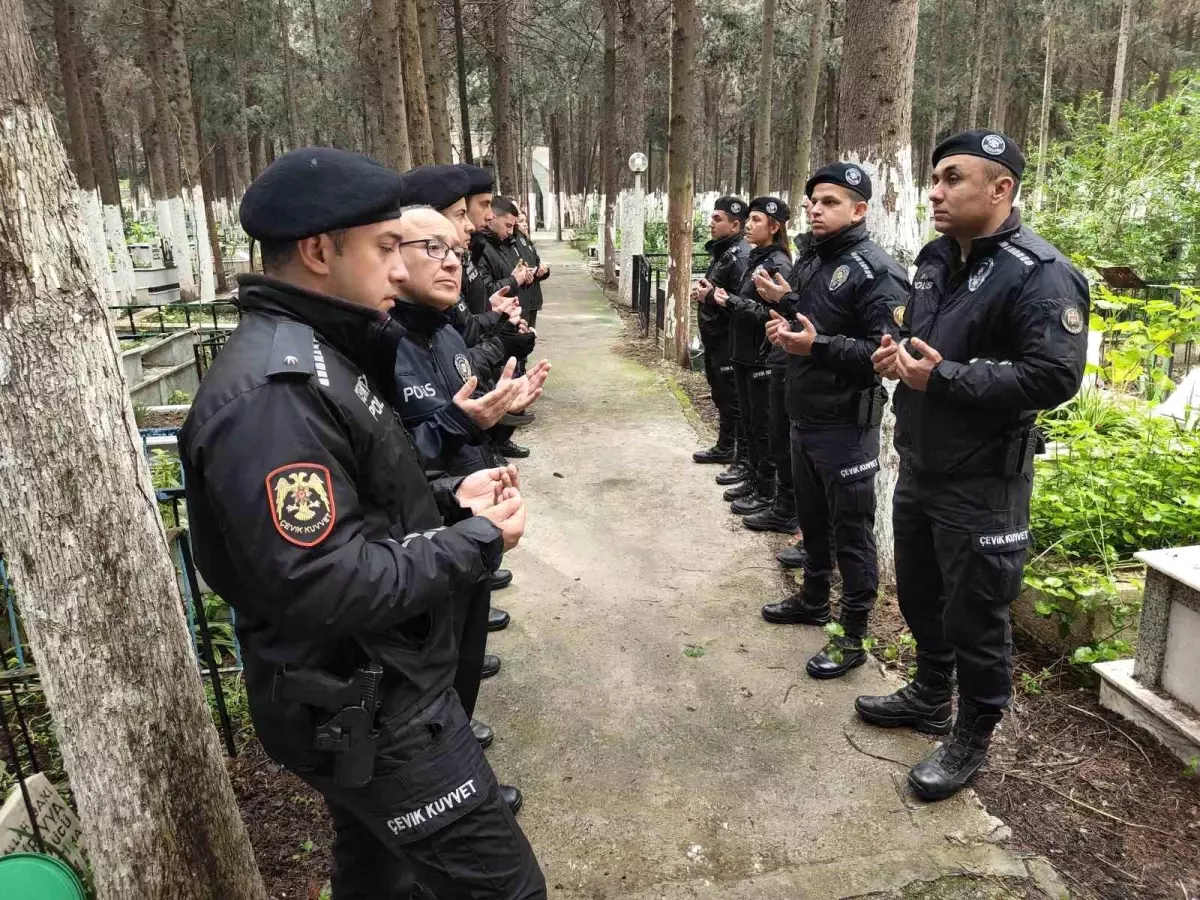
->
[683,644,706,658]
[167,389,193,405]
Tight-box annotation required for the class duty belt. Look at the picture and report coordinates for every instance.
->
[273,663,384,788]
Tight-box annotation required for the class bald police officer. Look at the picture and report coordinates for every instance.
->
[181,148,546,897]
[859,130,1088,801]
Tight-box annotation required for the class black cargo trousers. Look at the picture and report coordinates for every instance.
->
[790,424,880,632]
[295,688,546,900]
[733,363,773,490]
[893,469,1034,712]
[700,328,741,452]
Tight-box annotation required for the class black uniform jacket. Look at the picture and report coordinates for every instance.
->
[471,230,521,298]
[699,234,750,343]
[180,276,504,769]
[780,221,910,429]
[726,243,794,366]
[894,211,1089,477]
[391,299,488,472]
[512,230,549,312]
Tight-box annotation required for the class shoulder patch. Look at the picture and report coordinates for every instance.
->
[849,251,875,280]
[1008,229,1058,263]
[267,463,336,547]
[1060,304,1085,335]
[266,322,316,380]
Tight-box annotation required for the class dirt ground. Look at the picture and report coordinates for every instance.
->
[603,280,1200,900]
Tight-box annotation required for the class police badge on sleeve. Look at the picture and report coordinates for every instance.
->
[454,353,473,382]
[1061,304,1084,335]
[267,463,336,547]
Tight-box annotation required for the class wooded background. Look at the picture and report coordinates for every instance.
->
[24,0,1197,215]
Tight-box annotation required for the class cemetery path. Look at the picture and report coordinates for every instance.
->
[480,239,1064,899]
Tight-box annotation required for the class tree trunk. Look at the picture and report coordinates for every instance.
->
[990,27,1007,131]
[193,97,229,294]
[734,127,743,195]
[233,7,254,191]
[1109,0,1133,127]
[967,0,986,126]
[399,0,434,166]
[838,0,921,586]
[162,0,215,302]
[619,0,648,174]
[490,4,517,190]
[0,4,267,897]
[309,0,326,144]
[790,0,828,204]
[373,0,412,170]
[752,0,777,195]
[822,8,838,164]
[452,0,472,163]
[600,0,618,285]
[924,0,946,186]
[278,0,299,149]
[666,0,696,366]
[1033,0,1055,210]
[416,0,452,163]
[50,0,93,190]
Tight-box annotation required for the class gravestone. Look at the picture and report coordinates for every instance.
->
[1094,545,1200,764]
[0,772,87,875]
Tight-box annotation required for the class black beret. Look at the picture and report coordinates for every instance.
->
[806,161,872,201]
[240,147,406,242]
[714,196,749,220]
[399,164,472,211]
[932,129,1026,180]
[458,163,495,196]
[749,196,790,224]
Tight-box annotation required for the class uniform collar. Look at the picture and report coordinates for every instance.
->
[926,209,1023,273]
[705,233,742,257]
[236,274,396,375]
[748,242,784,264]
[813,220,868,261]
[391,298,451,336]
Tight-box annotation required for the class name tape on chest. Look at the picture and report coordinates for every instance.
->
[973,528,1032,554]
[266,463,337,548]
[355,375,386,419]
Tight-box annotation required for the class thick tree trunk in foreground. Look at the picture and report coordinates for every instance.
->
[399,0,434,166]
[491,5,517,190]
[790,0,828,204]
[0,4,266,897]
[373,0,412,171]
[839,0,921,585]
[752,0,777,196]
[666,0,696,366]
[600,0,618,285]
[416,0,452,164]
[452,0,473,163]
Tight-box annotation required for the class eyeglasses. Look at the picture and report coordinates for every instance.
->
[397,238,458,261]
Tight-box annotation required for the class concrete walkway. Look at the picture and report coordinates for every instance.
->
[480,240,1059,899]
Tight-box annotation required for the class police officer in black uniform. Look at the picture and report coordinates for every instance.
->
[180,148,546,897]
[512,208,550,329]
[757,163,910,679]
[713,197,793,516]
[859,130,1088,801]
[691,196,750,474]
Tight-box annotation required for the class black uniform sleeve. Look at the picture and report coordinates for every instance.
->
[187,380,502,639]
[928,265,1089,410]
[404,398,486,464]
[811,269,909,376]
[728,257,793,324]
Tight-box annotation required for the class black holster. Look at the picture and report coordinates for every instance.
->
[855,386,887,427]
[1000,427,1041,476]
[273,663,384,788]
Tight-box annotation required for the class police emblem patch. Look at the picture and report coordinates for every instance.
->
[1060,305,1084,335]
[968,257,994,291]
[766,201,778,214]
[267,463,336,548]
[454,353,473,382]
[893,305,906,327]
[829,265,850,291]
[731,202,742,213]
[845,167,863,186]
[981,134,1007,156]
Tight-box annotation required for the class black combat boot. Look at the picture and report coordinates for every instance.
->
[716,459,750,486]
[806,616,868,679]
[723,480,755,501]
[731,474,774,515]
[499,784,524,815]
[761,582,831,625]
[742,497,798,534]
[908,704,1002,801]
[471,718,494,748]
[487,607,510,631]
[854,670,953,735]
[480,653,501,679]
[776,541,806,568]
[490,569,513,590]
[495,439,530,459]
[501,410,535,427]
[693,443,735,464]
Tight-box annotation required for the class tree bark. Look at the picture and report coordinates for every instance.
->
[162,0,215,302]
[416,0,452,163]
[752,0,777,195]
[734,127,743,195]
[50,0,93,190]
[279,0,299,149]
[193,96,229,294]
[666,0,696,366]
[990,25,1007,131]
[619,0,648,178]
[790,0,828,204]
[600,0,618,284]
[1033,0,1055,210]
[399,0,434,166]
[373,0,412,170]
[490,3,517,190]
[822,6,838,165]
[838,0,921,586]
[967,0,986,126]
[452,0,472,163]
[924,0,946,186]
[551,111,564,240]
[309,0,326,144]
[0,3,267,897]
[1109,0,1134,127]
